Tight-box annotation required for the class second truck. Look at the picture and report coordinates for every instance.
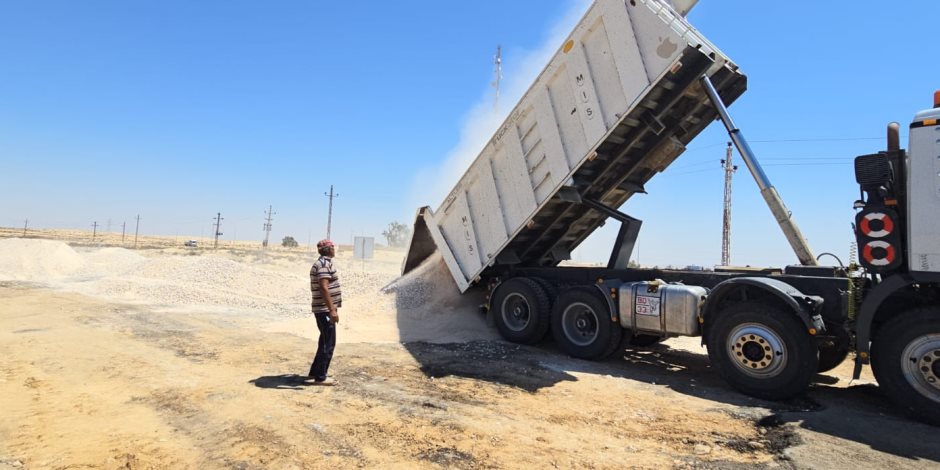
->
[402,0,940,425]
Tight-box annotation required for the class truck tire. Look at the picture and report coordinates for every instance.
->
[870,307,940,426]
[491,278,551,345]
[531,277,558,304]
[551,287,623,359]
[816,346,849,373]
[706,301,818,400]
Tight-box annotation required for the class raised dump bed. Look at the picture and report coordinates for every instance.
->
[404,0,746,292]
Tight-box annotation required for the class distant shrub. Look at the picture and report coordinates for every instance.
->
[282,236,299,248]
[382,221,411,248]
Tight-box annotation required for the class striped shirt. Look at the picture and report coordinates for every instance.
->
[310,255,342,313]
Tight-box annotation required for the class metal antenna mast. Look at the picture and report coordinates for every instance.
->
[92,221,98,241]
[212,212,224,249]
[22,219,28,237]
[324,185,339,240]
[263,205,276,248]
[720,142,738,266]
[492,45,502,111]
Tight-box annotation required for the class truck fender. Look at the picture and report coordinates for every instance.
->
[484,278,505,313]
[851,272,940,379]
[701,277,824,345]
[594,281,621,324]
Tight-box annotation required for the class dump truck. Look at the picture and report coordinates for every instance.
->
[402,0,940,425]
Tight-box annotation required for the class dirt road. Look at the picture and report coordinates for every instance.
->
[0,238,938,469]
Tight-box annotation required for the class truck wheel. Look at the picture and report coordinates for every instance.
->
[531,277,558,304]
[551,287,622,359]
[706,301,818,400]
[491,278,551,344]
[870,307,940,426]
[817,346,849,373]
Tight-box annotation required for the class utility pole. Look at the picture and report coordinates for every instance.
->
[121,221,126,244]
[212,212,224,249]
[262,205,275,248]
[22,219,28,237]
[492,45,502,111]
[92,221,98,241]
[721,142,738,266]
[134,215,140,248]
[324,185,339,240]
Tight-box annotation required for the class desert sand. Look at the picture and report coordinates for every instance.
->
[1,231,938,469]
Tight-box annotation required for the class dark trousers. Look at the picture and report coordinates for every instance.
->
[308,311,335,380]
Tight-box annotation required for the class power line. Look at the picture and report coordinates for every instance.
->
[669,167,723,176]
[762,162,851,167]
[687,136,881,151]
[92,221,98,241]
[121,221,126,244]
[23,219,28,237]
[671,155,854,171]
[670,161,851,176]
[750,137,882,143]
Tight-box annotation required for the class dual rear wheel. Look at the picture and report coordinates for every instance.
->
[491,279,621,359]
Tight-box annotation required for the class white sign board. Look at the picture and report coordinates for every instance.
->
[353,236,374,260]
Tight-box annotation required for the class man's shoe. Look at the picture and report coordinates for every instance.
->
[307,377,335,386]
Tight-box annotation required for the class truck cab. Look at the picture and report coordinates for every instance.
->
[848,94,940,426]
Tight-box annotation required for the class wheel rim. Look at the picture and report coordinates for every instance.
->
[900,333,940,404]
[562,302,599,346]
[727,323,788,378]
[500,292,531,332]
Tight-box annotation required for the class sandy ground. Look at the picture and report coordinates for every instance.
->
[0,231,938,469]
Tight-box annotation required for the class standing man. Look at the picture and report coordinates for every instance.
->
[307,239,341,385]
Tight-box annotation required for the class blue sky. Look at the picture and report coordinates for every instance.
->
[2,1,939,268]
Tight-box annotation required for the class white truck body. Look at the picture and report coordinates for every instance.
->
[907,107,940,273]
[404,0,745,292]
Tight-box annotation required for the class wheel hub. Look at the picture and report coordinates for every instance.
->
[903,334,940,400]
[501,293,531,332]
[562,302,599,347]
[727,323,787,378]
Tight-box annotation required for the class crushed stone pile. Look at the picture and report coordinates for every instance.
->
[0,238,85,281]
[0,238,497,343]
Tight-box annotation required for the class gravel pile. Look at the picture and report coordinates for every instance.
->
[0,239,316,316]
[0,238,85,281]
[0,239,495,342]
[74,255,314,316]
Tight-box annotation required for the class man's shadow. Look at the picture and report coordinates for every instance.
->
[249,374,312,390]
